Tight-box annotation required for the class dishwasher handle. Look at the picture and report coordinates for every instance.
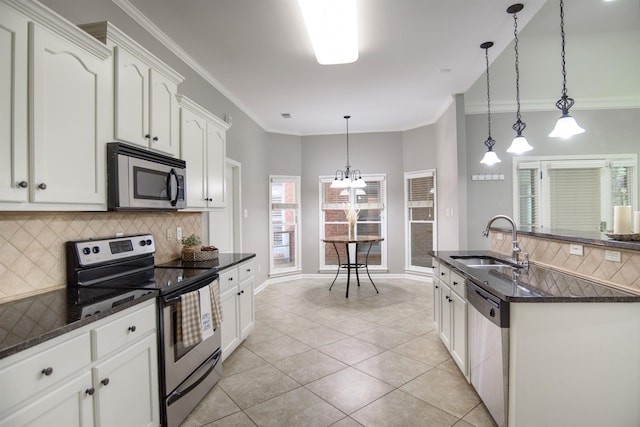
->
[466,280,509,328]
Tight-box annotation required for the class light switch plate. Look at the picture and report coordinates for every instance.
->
[605,250,621,263]
[569,244,583,256]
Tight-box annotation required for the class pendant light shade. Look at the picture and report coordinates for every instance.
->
[330,116,366,189]
[506,4,533,154]
[480,41,501,165]
[549,0,585,138]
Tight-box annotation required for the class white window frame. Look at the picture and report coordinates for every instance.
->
[318,174,387,271]
[404,169,437,273]
[269,175,301,276]
[512,154,637,230]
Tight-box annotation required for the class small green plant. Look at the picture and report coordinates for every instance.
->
[181,234,202,247]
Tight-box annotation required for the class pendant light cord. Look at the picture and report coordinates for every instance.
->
[484,45,493,144]
[560,0,567,98]
[510,4,526,136]
[344,115,350,170]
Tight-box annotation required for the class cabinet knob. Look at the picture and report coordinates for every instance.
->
[453,281,458,286]
[435,285,439,289]
[237,291,241,296]
[18,181,28,188]
[38,183,47,190]
[145,134,151,139]
[41,367,53,376]
[246,268,251,272]
[128,325,137,333]
[85,387,95,396]
[241,290,244,294]
[228,277,233,281]
[153,136,159,141]
[101,378,110,386]
[440,272,445,276]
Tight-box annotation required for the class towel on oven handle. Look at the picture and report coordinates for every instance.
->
[178,284,224,347]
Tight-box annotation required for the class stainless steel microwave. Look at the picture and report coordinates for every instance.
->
[107,143,186,211]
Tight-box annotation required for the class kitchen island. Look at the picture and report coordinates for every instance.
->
[432,251,640,427]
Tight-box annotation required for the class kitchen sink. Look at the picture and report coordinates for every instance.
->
[450,255,521,269]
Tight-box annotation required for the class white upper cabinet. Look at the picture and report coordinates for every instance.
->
[0,0,111,210]
[81,21,184,157]
[178,95,230,208]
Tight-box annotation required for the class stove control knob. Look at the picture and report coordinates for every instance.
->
[140,240,146,246]
[489,308,496,318]
[92,246,100,254]
[146,239,152,246]
[82,247,91,255]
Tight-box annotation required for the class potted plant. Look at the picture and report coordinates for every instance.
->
[181,234,202,252]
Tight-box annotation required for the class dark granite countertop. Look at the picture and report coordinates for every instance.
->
[0,287,157,360]
[492,226,640,251]
[432,250,640,303]
[0,253,256,361]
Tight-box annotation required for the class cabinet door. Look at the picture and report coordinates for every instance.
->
[0,3,28,202]
[238,277,254,340]
[30,23,107,205]
[432,279,441,331]
[220,286,240,361]
[149,69,179,157]
[181,108,208,208]
[94,334,159,427]
[205,121,227,207]
[439,284,452,350]
[114,46,149,148]
[0,371,94,427]
[450,291,468,377]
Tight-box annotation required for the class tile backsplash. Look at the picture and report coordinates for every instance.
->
[490,231,640,295]
[0,212,202,303]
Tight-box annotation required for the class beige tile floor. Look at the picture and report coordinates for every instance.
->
[181,278,497,427]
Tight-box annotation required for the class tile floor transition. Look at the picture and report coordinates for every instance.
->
[181,278,497,427]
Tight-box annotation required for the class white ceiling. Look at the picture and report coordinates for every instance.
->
[121,0,637,135]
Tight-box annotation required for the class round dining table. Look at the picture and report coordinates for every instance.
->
[321,235,384,298]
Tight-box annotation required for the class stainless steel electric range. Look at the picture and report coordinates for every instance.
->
[66,234,221,427]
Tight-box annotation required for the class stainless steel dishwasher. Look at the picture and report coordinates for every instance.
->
[467,280,510,427]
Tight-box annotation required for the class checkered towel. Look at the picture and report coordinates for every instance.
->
[178,281,224,347]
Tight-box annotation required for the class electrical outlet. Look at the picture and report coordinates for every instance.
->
[604,250,621,262]
[176,227,182,241]
[166,228,173,241]
[569,244,583,256]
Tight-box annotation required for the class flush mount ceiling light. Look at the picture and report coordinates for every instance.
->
[549,0,585,139]
[479,42,501,166]
[330,116,366,189]
[298,0,358,65]
[506,4,534,154]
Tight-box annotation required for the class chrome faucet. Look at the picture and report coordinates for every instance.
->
[482,214,528,267]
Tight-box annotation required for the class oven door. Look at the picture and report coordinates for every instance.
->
[161,278,221,394]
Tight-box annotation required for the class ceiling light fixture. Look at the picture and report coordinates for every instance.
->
[506,4,533,154]
[480,42,501,166]
[298,0,358,65]
[549,0,585,139]
[330,116,366,189]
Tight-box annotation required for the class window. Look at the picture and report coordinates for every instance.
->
[319,174,387,270]
[269,176,301,275]
[513,155,637,231]
[405,170,437,272]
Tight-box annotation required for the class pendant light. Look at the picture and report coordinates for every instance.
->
[549,0,585,138]
[480,42,501,165]
[506,4,533,154]
[330,116,366,189]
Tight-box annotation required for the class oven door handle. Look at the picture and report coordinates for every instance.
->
[166,349,221,406]
[162,276,219,306]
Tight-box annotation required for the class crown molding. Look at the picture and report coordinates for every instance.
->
[464,97,640,115]
[176,95,231,131]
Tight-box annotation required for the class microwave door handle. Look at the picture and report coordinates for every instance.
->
[168,168,179,206]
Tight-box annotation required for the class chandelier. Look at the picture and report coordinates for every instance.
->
[330,116,366,188]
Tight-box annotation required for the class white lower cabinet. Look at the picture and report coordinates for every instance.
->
[432,260,469,379]
[219,259,255,361]
[0,299,159,426]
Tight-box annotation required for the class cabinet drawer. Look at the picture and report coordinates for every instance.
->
[219,267,239,294]
[0,332,91,414]
[450,271,466,299]
[238,260,255,282]
[92,302,156,360]
[438,264,451,285]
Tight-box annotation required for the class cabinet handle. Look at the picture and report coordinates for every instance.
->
[440,272,445,276]
[101,378,110,386]
[435,285,439,289]
[241,290,244,294]
[41,367,53,376]
[153,136,159,141]
[246,268,251,272]
[18,181,28,188]
[453,281,458,286]
[85,387,95,396]
[128,325,137,332]
[38,183,47,190]
[145,134,151,139]
[237,291,241,296]
[228,277,233,281]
